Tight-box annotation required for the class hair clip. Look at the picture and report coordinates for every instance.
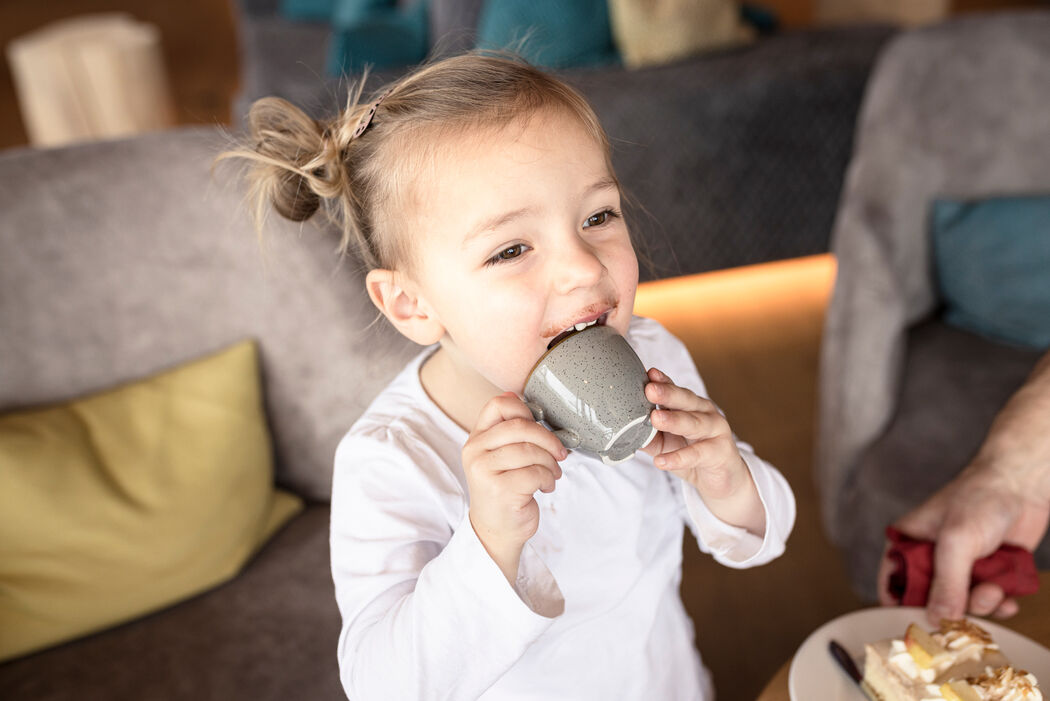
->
[352,90,392,139]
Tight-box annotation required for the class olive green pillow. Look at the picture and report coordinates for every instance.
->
[0,340,303,662]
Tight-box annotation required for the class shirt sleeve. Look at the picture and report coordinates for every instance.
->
[630,316,797,569]
[330,428,564,700]
[680,445,796,568]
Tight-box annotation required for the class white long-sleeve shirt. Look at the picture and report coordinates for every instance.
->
[331,316,796,700]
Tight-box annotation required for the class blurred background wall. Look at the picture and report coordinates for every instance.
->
[0,0,1042,151]
[0,0,239,150]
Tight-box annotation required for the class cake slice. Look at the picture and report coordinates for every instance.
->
[861,619,1042,701]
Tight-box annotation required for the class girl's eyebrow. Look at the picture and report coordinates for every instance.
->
[586,176,619,196]
[462,176,619,248]
[463,207,533,247]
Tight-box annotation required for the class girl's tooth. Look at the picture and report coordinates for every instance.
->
[575,322,587,331]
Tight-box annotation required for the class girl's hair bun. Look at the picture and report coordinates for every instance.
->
[219,53,617,271]
[272,170,322,222]
[245,96,335,223]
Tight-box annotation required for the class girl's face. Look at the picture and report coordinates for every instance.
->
[404,109,639,394]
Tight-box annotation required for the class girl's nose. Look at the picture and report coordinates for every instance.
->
[552,233,605,294]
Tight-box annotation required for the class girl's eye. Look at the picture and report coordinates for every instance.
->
[486,243,529,266]
[584,209,620,228]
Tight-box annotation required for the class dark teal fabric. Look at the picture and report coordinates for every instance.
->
[326,0,429,75]
[932,195,1050,349]
[476,0,618,69]
[280,0,338,21]
[332,0,400,26]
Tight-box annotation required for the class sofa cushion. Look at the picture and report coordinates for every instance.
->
[932,194,1050,350]
[608,0,750,69]
[0,340,303,662]
[476,0,618,69]
[0,505,342,700]
[326,0,429,75]
[280,0,338,20]
[836,319,1046,601]
[0,128,420,501]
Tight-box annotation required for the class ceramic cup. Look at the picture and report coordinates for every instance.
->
[523,324,657,465]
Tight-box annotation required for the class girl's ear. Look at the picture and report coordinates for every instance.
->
[365,269,445,346]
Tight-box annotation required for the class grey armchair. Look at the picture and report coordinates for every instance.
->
[816,10,1050,600]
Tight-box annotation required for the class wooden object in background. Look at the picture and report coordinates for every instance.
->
[6,13,175,147]
[816,0,951,25]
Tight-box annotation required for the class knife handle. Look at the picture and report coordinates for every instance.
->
[829,639,863,683]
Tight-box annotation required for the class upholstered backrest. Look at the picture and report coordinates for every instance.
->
[0,127,419,501]
[816,11,1050,540]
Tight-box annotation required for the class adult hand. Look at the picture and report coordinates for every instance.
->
[877,351,1050,624]
[877,461,1049,624]
[463,392,567,585]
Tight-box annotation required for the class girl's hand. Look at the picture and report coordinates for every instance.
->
[463,392,567,585]
[642,367,765,534]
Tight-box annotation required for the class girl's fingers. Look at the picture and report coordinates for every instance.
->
[468,393,567,464]
[478,442,563,483]
[501,463,559,496]
[645,373,717,415]
[647,367,671,383]
[473,416,567,461]
[654,437,734,470]
[650,407,728,443]
[640,430,667,457]
[473,392,535,433]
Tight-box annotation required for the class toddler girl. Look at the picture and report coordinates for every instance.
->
[227,53,795,700]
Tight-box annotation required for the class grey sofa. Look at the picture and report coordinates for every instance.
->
[816,10,1050,602]
[235,0,895,277]
[0,128,421,699]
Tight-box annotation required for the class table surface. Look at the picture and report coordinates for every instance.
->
[755,571,1050,701]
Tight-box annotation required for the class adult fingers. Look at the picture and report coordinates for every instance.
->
[967,582,1006,617]
[892,493,950,543]
[927,523,985,623]
[876,542,899,606]
[992,598,1020,619]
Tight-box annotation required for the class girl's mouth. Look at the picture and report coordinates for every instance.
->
[546,313,609,350]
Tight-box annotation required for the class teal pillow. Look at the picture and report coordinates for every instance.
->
[476,0,619,69]
[281,0,390,23]
[326,0,429,75]
[280,0,338,21]
[931,195,1050,349]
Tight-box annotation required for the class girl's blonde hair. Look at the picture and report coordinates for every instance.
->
[220,53,618,272]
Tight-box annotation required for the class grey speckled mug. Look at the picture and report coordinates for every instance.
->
[523,324,657,465]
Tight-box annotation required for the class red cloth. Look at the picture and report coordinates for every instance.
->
[886,526,1040,606]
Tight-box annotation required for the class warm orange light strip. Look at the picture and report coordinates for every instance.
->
[636,253,836,317]
[633,253,837,360]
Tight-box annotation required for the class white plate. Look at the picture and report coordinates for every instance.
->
[789,607,1050,700]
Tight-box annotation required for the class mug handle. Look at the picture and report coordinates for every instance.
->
[525,400,581,450]
[551,428,581,450]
